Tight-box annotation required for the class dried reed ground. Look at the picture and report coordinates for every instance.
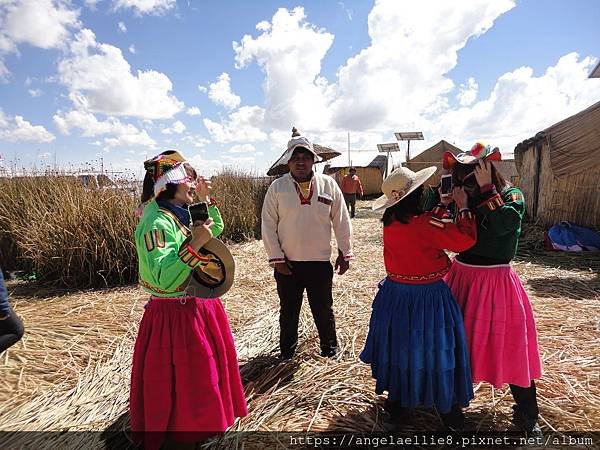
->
[0,200,598,448]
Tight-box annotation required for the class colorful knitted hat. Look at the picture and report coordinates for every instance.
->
[443,142,502,169]
[143,150,190,197]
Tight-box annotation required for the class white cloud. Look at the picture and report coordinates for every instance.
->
[52,109,156,148]
[113,0,176,16]
[39,151,52,158]
[186,153,223,176]
[229,143,256,153]
[232,1,520,134]
[256,20,270,32]
[208,72,241,110]
[161,120,186,134]
[203,105,267,143]
[84,0,100,8]
[128,44,136,54]
[431,52,600,153]
[456,77,478,106]
[186,106,201,116]
[233,7,335,130]
[0,0,79,53]
[0,0,80,78]
[118,21,127,33]
[182,134,210,149]
[28,88,42,97]
[0,111,55,143]
[197,85,207,93]
[0,109,8,127]
[54,109,134,136]
[329,0,517,130]
[217,1,600,173]
[58,29,183,119]
[104,130,155,149]
[221,155,256,167]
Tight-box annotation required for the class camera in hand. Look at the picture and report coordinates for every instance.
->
[440,174,453,196]
[188,202,209,224]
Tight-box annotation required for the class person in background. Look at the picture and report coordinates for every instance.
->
[262,129,353,359]
[341,167,364,218]
[442,142,542,436]
[130,150,247,450]
[0,267,25,353]
[360,166,476,429]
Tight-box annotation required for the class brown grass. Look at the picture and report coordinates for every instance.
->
[0,171,272,288]
[0,201,598,449]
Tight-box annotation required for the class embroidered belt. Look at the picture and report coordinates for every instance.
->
[387,266,450,283]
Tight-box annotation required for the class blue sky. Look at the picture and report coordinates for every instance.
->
[0,0,598,177]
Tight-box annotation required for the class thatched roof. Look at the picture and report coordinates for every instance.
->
[326,151,389,170]
[589,61,600,78]
[514,100,600,178]
[407,139,463,164]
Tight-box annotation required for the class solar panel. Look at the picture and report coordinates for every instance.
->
[394,132,424,141]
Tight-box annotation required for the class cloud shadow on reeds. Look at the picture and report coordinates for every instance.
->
[324,402,516,435]
[324,400,448,434]
[7,279,138,300]
[515,252,600,279]
[526,276,600,300]
[240,354,300,395]
[101,412,139,450]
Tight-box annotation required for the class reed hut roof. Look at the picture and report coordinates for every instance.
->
[408,139,463,164]
[326,151,390,170]
[514,100,600,178]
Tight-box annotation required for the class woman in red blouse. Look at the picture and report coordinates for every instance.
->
[360,166,477,429]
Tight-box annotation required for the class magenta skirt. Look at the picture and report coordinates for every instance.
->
[444,260,542,388]
[130,297,247,449]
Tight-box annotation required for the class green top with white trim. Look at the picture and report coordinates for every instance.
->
[135,200,224,297]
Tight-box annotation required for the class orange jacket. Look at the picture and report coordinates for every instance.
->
[341,174,364,196]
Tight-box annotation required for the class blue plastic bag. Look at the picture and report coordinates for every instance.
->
[547,222,600,252]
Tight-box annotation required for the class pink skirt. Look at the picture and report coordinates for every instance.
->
[130,297,247,449]
[444,260,542,388]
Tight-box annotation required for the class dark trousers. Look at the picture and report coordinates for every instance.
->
[510,380,539,429]
[0,302,25,353]
[274,261,337,356]
[343,193,357,218]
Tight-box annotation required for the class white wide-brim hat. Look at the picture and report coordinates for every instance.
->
[278,135,322,165]
[372,166,437,211]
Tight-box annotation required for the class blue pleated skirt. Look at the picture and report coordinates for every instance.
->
[360,278,474,414]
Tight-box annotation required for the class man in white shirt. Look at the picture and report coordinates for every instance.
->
[261,132,353,359]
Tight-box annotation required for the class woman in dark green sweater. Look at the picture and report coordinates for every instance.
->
[442,143,542,435]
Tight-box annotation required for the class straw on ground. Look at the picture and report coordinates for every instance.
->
[0,201,598,449]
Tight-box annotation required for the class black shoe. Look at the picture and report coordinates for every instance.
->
[320,347,339,358]
[439,404,465,431]
[512,405,544,439]
[384,399,411,421]
[280,350,295,360]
